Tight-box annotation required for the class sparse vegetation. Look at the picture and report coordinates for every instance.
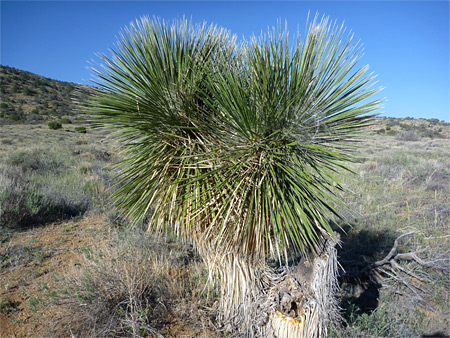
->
[48,120,62,130]
[0,65,89,124]
[54,227,216,337]
[59,117,72,124]
[0,132,117,229]
[75,126,86,133]
[0,117,449,337]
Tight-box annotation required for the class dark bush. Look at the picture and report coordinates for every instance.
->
[26,114,43,123]
[399,123,411,131]
[75,126,87,133]
[429,118,440,125]
[48,121,62,130]
[24,87,35,96]
[1,139,14,145]
[9,111,24,121]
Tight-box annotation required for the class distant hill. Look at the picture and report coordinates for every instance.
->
[0,65,90,124]
[1,65,448,136]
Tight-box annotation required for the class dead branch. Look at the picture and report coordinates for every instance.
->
[344,231,450,278]
[340,230,450,309]
[359,231,416,275]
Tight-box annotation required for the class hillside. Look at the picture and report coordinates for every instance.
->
[0,65,90,124]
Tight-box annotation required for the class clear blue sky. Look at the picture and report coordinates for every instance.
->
[1,1,449,121]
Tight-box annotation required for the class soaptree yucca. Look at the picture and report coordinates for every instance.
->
[88,15,382,337]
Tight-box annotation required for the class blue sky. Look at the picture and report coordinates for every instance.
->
[1,1,449,121]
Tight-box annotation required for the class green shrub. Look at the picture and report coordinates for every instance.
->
[0,147,115,229]
[0,168,90,229]
[0,299,13,315]
[60,117,72,124]
[48,121,62,130]
[399,123,411,131]
[75,126,87,133]
[7,110,25,121]
[429,118,439,125]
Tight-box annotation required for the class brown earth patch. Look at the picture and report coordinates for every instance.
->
[1,217,217,338]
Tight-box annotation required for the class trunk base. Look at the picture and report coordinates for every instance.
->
[265,234,341,338]
[201,234,340,337]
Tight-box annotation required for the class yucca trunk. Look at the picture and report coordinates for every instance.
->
[267,235,340,338]
[215,254,268,335]
[201,234,340,337]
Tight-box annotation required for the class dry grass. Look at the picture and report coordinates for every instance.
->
[334,119,450,337]
[0,124,120,230]
[0,216,220,338]
[52,227,218,338]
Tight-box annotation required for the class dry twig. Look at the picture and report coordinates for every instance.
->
[341,231,450,307]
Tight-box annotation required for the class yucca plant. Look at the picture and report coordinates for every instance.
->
[88,15,382,337]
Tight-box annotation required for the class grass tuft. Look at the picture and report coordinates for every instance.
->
[53,226,217,337]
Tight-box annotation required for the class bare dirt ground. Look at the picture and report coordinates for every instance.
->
[1,216,212,338]
[1,216,108,337]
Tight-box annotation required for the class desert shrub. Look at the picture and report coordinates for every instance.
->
[0,170,41,228]
[425,171,448,191]
[48,121,62,130]
[399,123,411,131]
[26,114,43,123]
[422,129,444,138]
[54,228,215,337]
[5,149,67,174]
[386,130,397,136]
[1,139,14,145]
[9,111,24,121]
[396,130,420,141]
[24,87,35,96]
[60,117,72,124]
[0,167,90,229]
[429,118,440,125]
[0,147,115,229]
[75,126,86,133]
[0,299,13,315]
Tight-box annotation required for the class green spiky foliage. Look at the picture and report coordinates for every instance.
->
[88,15,382,335]
[200,19,383,262]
